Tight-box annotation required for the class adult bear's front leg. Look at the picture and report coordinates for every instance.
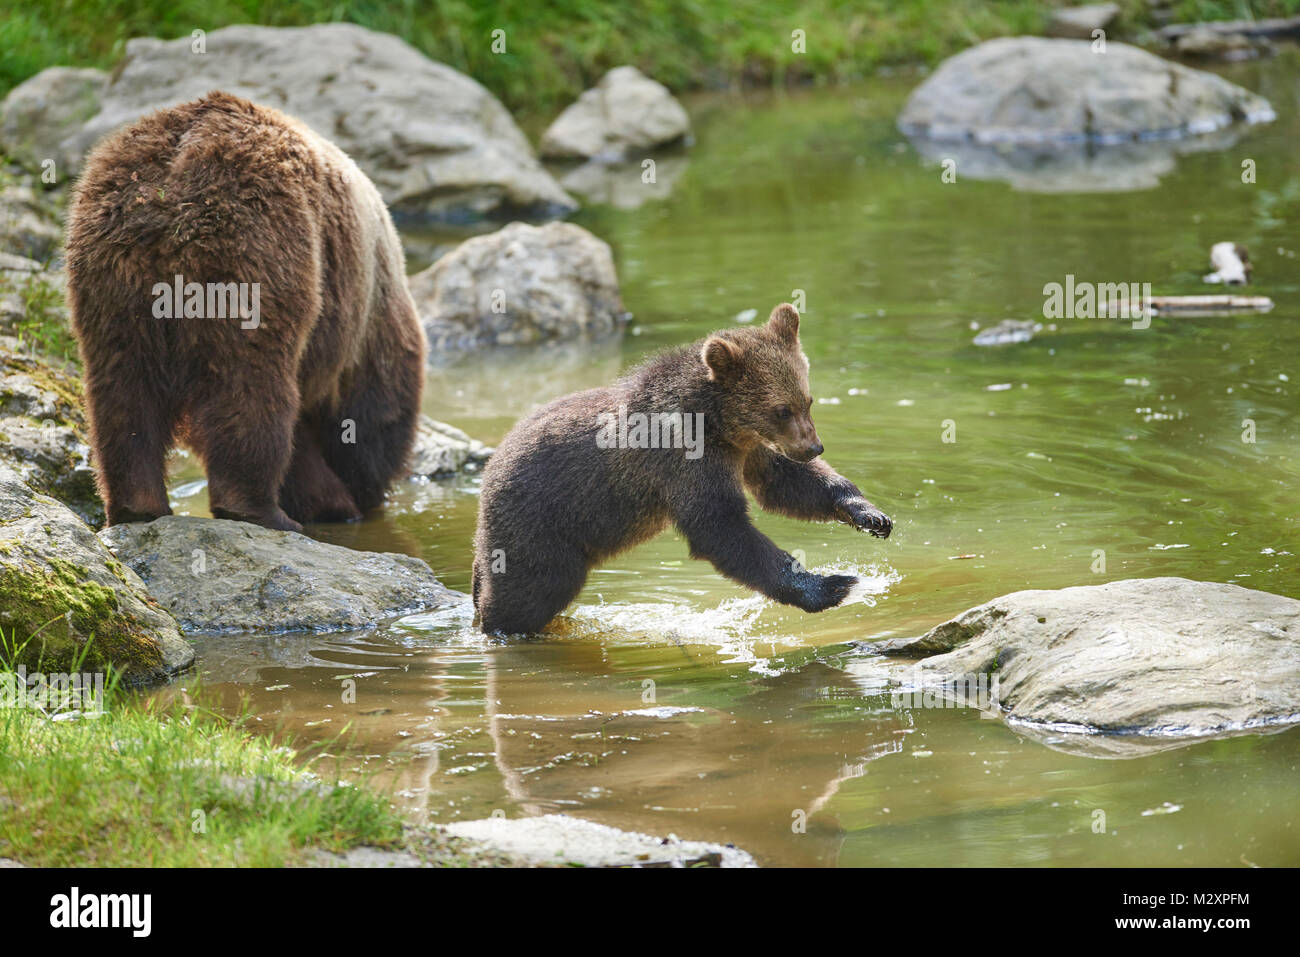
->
[743,447,892,538]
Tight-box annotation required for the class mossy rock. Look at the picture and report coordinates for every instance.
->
[0,467,191,686]
[0,340,103,528]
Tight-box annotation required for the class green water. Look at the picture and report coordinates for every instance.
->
[173,56,1299,866]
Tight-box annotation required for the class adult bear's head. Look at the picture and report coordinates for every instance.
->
[700,303,824,462]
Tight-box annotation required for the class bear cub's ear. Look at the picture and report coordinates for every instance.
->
[768,303,800,345]
[701,336,744,383]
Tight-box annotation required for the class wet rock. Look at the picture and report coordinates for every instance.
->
[410,221,627,349]
[0,169,62,262]
[972,319,1040,346]
[409,415,492,479]
[0,343,102,528]
[99,515,462,634]
[443,814,757,867]
[558,153,689,209]
[540,66,691,161]
[906,119,1249,192]
[898,37,1274,144]
[1045,4,1119,40]
[1173,27,1263,62]
[872,577,1300,743]
[12,24,574,223]
[0,466,192,685]
[0,67,107,174]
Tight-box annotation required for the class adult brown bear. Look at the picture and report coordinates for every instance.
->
[66,91,425,532]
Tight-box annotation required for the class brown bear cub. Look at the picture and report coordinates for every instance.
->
[66,92,426,531]
[472,304,892,635]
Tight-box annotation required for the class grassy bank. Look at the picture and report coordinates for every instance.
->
[0,647,497,866]
[5,1,1300,115]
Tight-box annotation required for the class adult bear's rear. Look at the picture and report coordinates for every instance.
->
[66,91,425,531]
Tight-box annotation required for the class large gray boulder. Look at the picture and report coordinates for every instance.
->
[0,343,102,528]
[410,221,626,349]
[2,24,575,222]
[99,515,461,634]
[898,37,1274,144]
[0,67,107,176]
[540,66,691,161]
[0,467,192,685]
[871,578,1300,748]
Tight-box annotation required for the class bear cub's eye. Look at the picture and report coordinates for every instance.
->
[775,406,793,421]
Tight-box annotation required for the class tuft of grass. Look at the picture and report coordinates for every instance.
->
[3,1,1299,118]
[1,273,78,364]
[0,634,409,867]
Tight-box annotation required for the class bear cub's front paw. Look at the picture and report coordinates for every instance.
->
[797,572,858,613]
[838,497,893,539]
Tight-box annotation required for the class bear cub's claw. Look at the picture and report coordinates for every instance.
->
[839,497,893,539]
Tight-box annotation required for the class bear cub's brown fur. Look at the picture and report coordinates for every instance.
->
[473,304,892,635]
[66,92,426,531]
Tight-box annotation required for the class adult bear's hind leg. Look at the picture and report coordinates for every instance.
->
[279,417,363,524]
[85,367,175,526]
[322,291,424,513]
[192,367,301,533]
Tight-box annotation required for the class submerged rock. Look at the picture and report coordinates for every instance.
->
[410,221,627,349]
[540,66,691,162]
[558,153,689,209]
[443,814,756,867]
[906,119,1250,192]
[99,516,461,635]
[0,467,192,685]
[898,37,1274,144]
[972,319,1040,346]
[3,24,574,223]
[871,577,1300,747]
[0,344,102,528]
[409,415,492,479]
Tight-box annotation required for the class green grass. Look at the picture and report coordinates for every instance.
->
[0,633,504,866]
[4,1,1300,117]
[2,272,79,363]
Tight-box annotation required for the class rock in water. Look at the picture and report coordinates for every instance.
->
[443,814,756,867]
[898,37,1274,144]
[972,319,1040,346]
[409,416,492,479]
[872,578,1300,744]
[1,24,574,223]
[410,221,626,349]
[1045,4,1119,40]
[540,66,691,161]
[0,467,192,685]
[99,516,462,634]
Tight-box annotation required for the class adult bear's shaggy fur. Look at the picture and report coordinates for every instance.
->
[66,91,425,531]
